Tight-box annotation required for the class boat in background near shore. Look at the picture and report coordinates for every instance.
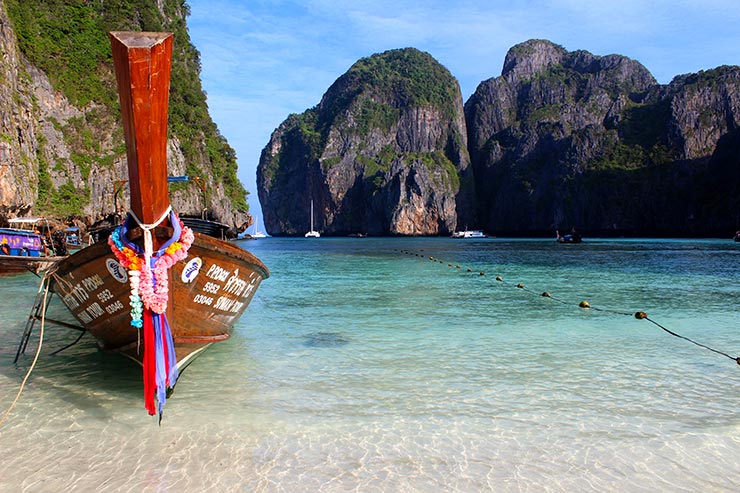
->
[19,31,269,417]
[556,229,583,243]
[452,230,487,238]
[166,175,233,240]
[237,215,267,240]
[251,217,268,239]
[0,218,65,275]
[63,226,91,253]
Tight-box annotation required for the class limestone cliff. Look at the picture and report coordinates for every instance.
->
[466,40,740,236]
[257,48,473,236]
[0,0,250,229]
[259,39,738,237]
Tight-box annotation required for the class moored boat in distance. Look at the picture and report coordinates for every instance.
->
[41,31,269,416]
[452,230,487,238]
[251,214,267,238]
[556,229,583,243]
[237,215,267,240]
[63,226,89,253]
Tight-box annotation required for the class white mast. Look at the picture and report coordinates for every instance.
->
[305,200,320,237]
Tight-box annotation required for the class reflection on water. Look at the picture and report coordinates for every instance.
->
[302,331,350,348]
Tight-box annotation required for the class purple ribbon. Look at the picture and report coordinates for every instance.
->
[153,312,179,415]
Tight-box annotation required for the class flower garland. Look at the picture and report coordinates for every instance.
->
[108,216,194,326]
[108,212,194,416]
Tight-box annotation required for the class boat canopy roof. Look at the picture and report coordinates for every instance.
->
[0,227,42,237]
[8,217,48,224]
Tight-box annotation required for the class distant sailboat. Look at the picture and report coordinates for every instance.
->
[235,215,267,240]
[305,200,320,238]
[252,215,267,239]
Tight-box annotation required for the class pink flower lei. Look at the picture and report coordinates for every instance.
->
[139,224,194,314]
[109,216,194,315]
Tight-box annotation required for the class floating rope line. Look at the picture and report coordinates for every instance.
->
[396,248,740,366]
[635,311,739,364]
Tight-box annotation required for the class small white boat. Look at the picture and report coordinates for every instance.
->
[305,200,320,238]
[452,230,486,238]
[236,216,268,240]
[250,215,268,239]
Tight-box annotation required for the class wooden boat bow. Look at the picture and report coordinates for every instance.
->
[109,31,173,229]
[37,31,269,418]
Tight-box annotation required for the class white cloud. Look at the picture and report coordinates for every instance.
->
[187,0,740,218]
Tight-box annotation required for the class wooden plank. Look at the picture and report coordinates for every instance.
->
[109,31,173,227]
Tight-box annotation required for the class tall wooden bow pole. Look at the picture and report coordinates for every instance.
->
[109,31,173,227]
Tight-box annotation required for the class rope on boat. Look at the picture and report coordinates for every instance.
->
[0,276,50,428]
[396,248,740,367]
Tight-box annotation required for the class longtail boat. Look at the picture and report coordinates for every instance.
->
[0,218,65,275]
[43,31,269,416]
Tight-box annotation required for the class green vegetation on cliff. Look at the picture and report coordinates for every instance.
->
[6,0,248,216]
[349,49,459,112]
[267,49,463,182]
[274,47,465,191]
[319,48,460,139]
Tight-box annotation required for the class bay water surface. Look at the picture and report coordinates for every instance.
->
[1,237,739,491]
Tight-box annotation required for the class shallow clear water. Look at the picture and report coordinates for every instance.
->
[1,238,739,492]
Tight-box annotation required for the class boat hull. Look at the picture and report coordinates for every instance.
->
[0,255,64,275]
[49,233,268,368]
[452,230,486,238]
[0,226,62,275]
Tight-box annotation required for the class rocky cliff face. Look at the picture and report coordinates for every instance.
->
[0,1,250,229]
[258,39,739,237]
[0,3,43,216]
[466,39,740,235]
[257,48,473,236]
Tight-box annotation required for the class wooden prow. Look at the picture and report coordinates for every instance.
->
[109,31,173,226]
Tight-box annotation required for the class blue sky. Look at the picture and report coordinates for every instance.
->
[186,0,740,224]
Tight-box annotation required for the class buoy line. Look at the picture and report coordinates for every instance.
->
[395,248,740,366]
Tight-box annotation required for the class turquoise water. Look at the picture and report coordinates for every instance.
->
[1,238,739,491]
